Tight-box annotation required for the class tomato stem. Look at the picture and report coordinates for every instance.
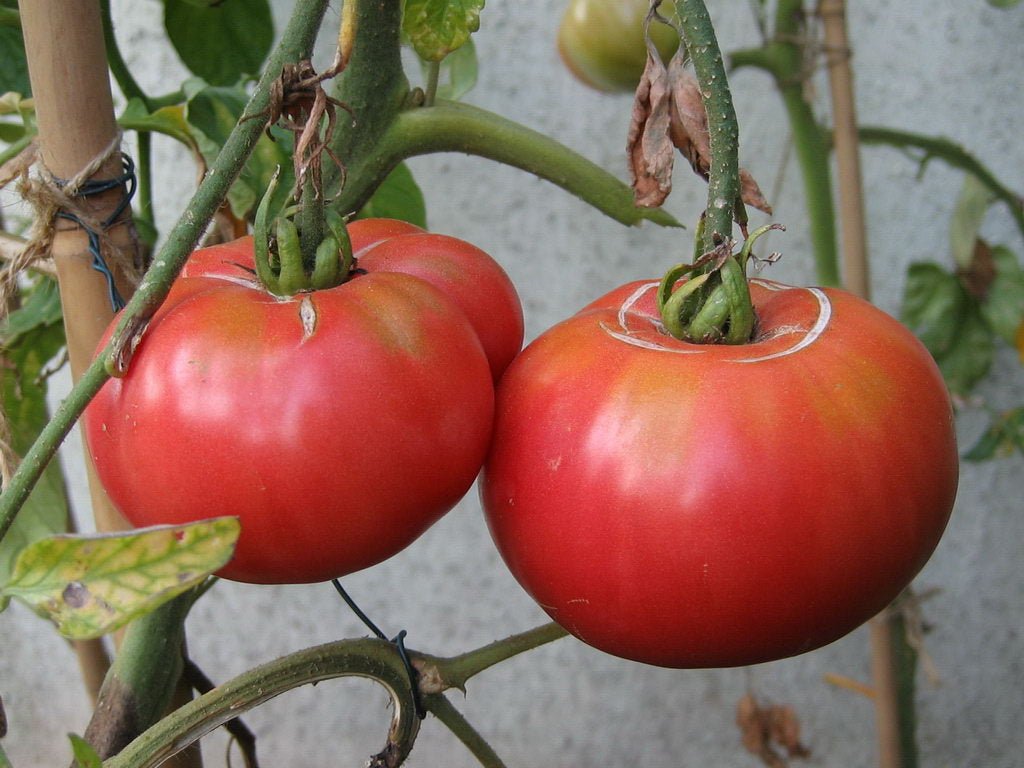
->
[674,0,739,250]
[655,0,758,343]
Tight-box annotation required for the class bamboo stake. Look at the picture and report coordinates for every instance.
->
[817,3,906,767]
[18,3,199,763]
[868,608,903,768]
[19,0,134,534]
[819,0,870,296]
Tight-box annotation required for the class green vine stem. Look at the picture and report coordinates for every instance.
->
[325,0,409,199]
[103,638,422,768]
[334,100,679,228]
[81,591,195,758]
[857,125,1024,240]
[416,622,569,693]
[0,0,331,547]
[102,623,568,768]
[675,0,740,251]
[730,0,841,287]
[422,694,507,768]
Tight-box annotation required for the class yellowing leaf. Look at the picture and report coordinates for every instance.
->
[404,0,484,62]
[1,518,239,639]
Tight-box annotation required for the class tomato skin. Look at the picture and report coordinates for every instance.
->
[557,0,679,93]
[481,279,958,668]
[358,233,524,382]
[347,217,424,256]
[177,223,523,381]
[85,266,494,585]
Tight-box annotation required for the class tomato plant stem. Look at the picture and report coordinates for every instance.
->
[325,0,409,197]
[335,100,679,228]
[80,591,194,758]
[674,0,740,250]
[421,622,570,691]
[730,0,841,287]
[856,125,1024,241]
[423,693,509,768]
[102,638,422,768]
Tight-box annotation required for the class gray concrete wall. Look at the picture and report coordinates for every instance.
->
[2,1,1022,766]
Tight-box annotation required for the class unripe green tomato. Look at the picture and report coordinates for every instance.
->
[557,0,679,93]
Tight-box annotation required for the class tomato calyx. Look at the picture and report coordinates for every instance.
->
[657,221,784,344]
[253,170,354,297]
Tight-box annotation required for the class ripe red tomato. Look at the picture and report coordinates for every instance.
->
[557,0,679,93]
[178,221,524,381]
[84,242,495,584]
[482,278,958,668]
[357,230,524,382]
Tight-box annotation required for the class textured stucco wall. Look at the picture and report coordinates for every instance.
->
[2,2,1023,766]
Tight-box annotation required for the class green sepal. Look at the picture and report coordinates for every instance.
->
[720,255,756,344]
[685,281,731,343]
[253,167,283,292]
[274,216,305,295]
[661,271,710,340]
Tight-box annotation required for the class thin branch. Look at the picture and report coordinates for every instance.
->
[102,638,422,768]
[423,694,508,768]
[856,125,1024,241]
[334,100,680,228]
[416,622,569,694]
[182,660,259,768]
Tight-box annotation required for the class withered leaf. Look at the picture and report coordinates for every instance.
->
[627,42,676,208]
[736,693,811,768]
[661,51,773,215]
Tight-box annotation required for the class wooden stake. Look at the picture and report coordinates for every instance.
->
[19,0,134,533]
[19,4,200,764]
[819,0,870,298]
[817,3,909,767]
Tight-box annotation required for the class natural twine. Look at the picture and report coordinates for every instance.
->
[0,133,142,487]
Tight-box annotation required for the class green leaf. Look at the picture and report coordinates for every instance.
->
[1,517,240,639]
[0,91,34,145]
[0,25,29,96]
[964,407,1024,461]
[163,0,273,86]
[987,0,1022,7]
[355,163,427,227]
[2,276,63,343]
[184,79,293,220]
[901,262,994,394]
[119,98,196,150]
[950,174,995,270]
[982,245,1024,344]
[0,279,69,597]
[404,0,485,62]
[933,307,994,395]
[432,38,479,101]
[901,262,970,356]
[68,734,102,768]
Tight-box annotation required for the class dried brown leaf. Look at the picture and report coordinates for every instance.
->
[769,705,811,759]
[741,168,773,214]
[665,53,773,214]
[735,693,811,768]
[667,53,709,177]
[627,44,675,208]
